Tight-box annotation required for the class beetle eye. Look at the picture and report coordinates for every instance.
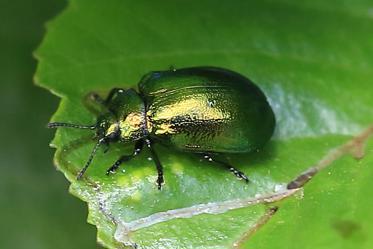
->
[103,123,120,140]
[107,131,119,140]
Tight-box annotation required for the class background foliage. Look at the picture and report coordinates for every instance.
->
[0,0,97,248]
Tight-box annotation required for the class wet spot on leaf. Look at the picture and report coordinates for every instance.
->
[332,220,361,239]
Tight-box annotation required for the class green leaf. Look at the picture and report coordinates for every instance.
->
[35,0,373,248]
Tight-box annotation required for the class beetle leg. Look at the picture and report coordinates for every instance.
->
[202,154,249,183]
[84,92,107,116]
[145,138,164,190]
[169,65,177,72]
[88,92,106,105]
[86,88,127,117]
[102,140,110,153]
[106,140,144,175]
[104,88,126,105]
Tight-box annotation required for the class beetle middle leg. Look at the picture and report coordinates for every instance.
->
[145,138,164,190]
[202,154,249,183]
[106,140,144,175]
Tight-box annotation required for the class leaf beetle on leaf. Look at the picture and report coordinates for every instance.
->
[48,67,275,189]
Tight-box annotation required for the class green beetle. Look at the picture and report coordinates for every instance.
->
[48,67,275,189]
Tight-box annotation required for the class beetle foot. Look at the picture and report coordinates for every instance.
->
[106,163,120,175]
[88,92,104,104]
[76,169,85,180]
[229,167,250,183]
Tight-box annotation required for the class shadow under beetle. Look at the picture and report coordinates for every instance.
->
[48,67,275,189]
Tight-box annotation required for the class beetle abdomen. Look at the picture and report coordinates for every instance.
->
[140,67,275,153]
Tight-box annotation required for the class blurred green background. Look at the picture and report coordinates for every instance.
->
[0,0,96,248]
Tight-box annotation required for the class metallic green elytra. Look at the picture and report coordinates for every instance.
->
[48,67,275,189]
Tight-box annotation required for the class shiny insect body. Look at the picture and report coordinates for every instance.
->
[48,67,275,189]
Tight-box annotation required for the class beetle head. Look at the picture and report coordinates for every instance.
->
[47,113,121,180]
[95,113,120,142]
[46,88,147,179]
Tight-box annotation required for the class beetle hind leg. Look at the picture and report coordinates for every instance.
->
[202,154,249,183]
[145,138,164,190]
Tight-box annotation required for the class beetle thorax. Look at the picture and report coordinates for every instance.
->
[118,111,147,141]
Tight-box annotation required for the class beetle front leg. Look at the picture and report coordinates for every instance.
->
[87,88,126,107]
[85,88,126,115]
[202,154,249,183]
[145,138,164,190]
[106,140,144,175]
[104,88,126,105]
[84,92,108,116]
[88,92,106,105]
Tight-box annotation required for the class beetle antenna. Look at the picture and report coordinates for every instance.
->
[76,137,106,180]
[47,122,96,130]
